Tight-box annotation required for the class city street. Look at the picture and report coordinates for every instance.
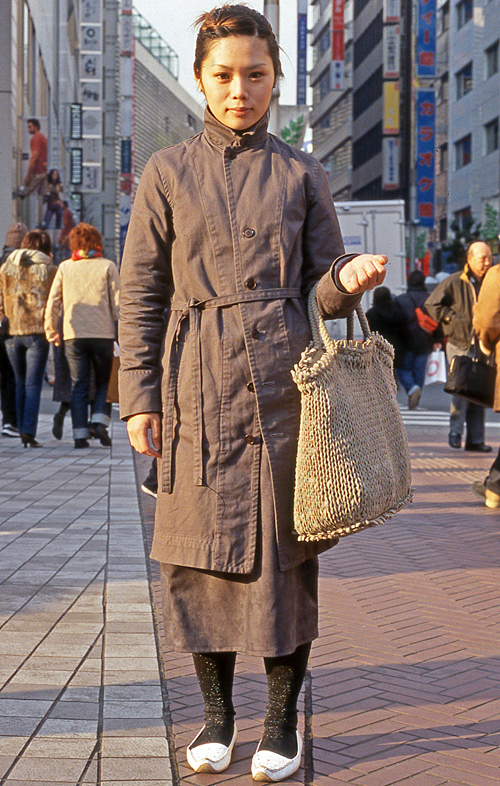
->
[1,381,500,785]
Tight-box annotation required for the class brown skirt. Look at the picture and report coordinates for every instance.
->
[159,449,319,657]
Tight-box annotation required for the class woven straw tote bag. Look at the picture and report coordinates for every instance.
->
[291,283,412,542]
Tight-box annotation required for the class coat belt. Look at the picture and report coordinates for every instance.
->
[163,288,303,491]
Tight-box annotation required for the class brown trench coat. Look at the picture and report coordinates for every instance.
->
[119,109,361,574]
[473,264,500,411]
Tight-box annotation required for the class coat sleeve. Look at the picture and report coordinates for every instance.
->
[301,162,362,319]
[107,261,120,323]
[118,154,173,420]
[44,266,63,341]
[473,267,500,352]
[424,277,454,324]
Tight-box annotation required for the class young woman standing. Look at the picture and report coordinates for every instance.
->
[119,6,387,781]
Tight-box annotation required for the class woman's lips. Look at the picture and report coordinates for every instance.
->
[228,107,251,115]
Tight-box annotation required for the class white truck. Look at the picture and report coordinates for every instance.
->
[334,199,407,303]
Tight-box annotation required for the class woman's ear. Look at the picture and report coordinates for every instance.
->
[194,72,204,93]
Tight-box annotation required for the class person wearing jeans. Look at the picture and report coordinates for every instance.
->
[64,338,114,443]
[0,229,56,447]
[5,335,48,443]
[44,222,120,449]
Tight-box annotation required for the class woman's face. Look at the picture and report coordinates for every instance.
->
[196,36,275,131]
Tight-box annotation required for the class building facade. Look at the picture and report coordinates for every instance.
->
[446,0,500,240]
[309,0,353,199]
[309,0,412,206]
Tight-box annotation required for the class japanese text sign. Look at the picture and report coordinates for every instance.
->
[417,0,436,78]
[416,89,436,228]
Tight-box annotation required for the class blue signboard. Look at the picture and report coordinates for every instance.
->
[417,0,436,78]
[416,89,435,228]
[297,12,307,105]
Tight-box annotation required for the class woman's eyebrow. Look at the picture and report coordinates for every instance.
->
[210,62,268,69]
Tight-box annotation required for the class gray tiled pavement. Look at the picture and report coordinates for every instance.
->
[0,388,171,785]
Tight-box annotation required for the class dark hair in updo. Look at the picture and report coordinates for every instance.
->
[193,4,283,80]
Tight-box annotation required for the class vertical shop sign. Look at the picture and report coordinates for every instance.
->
[383,81,400,134]
[297,0,307,105]
[383,25,400,78]
[416,89,435,228]
[119,0,134,259]
[79,0,102,192]
[382,137,400,189]
[417,0,437,78]
[331,0,345,91]
[383,0,400,23]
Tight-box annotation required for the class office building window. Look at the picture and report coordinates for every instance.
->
[438,143,448,172]
[352,122,382,169]
[456,0,473,29]
[455,134,472,168]
[438,1,450,34]
[439,217,448,241]
[485,41,499,78]
[353,66,383,119]
[454,206,471,228]
[456,62,472,99]
[485,118,499,154]
[320,111,330,129]
[354,0,370,14]
[353,12,383,69]
[319,69,331,100]
[438,71,449,102]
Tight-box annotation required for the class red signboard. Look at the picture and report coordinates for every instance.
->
[332,0,345,61]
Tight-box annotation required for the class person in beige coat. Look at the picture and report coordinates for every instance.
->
[0,229,56,447]
[119,6,388,781]
[471,263,500,508]
[45,223,120,449]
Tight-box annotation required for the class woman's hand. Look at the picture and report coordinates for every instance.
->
[48,332,61,347]
[127,412,162,458]
[339,254,388,294]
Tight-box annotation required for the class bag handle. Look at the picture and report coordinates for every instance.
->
[308,283,372,350]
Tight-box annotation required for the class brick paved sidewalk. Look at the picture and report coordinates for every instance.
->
[2,386,500,785]
[138,414,500,786]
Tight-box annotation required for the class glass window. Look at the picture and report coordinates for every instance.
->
[456,62,473,99]
[456,0,473,30]
[319,69,331,100]
[485,118,499,154]
[486,41,499,78]
[455,134,472,169]
[439,143,448,172]
[438,71,449,102]
[438,1,450,34]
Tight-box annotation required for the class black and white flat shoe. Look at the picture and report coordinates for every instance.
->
[186,724,237,773]
[251,731,302,782]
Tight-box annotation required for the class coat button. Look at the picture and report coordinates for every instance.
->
[245,277,257,289]
[250,327,260,339]
[247,381,255,392]
[243,228,255,238]
[245,434,256,444]
[227,149,236,160]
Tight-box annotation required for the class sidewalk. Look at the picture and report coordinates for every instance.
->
[2,389,500,785]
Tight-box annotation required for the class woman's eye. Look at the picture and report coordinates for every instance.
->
[250,72,263,79]
[215,72,230,81]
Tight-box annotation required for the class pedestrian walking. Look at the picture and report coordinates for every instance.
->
[20,119,48,198]
[366,285,408,377]
[396,270,442,410]
[41,169,64,230]
[0,229,56,447]
[44,223,120,449]
[426,241,492,452]
[0,223,27,439]
[471,263,500,507]
[119,6,388,781]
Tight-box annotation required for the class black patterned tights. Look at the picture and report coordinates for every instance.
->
[192,642,311,758]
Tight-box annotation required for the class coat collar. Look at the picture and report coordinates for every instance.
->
[203,106,269,150]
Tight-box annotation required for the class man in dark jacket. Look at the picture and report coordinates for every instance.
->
[425,241,493,451]
[397,270,441,410]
